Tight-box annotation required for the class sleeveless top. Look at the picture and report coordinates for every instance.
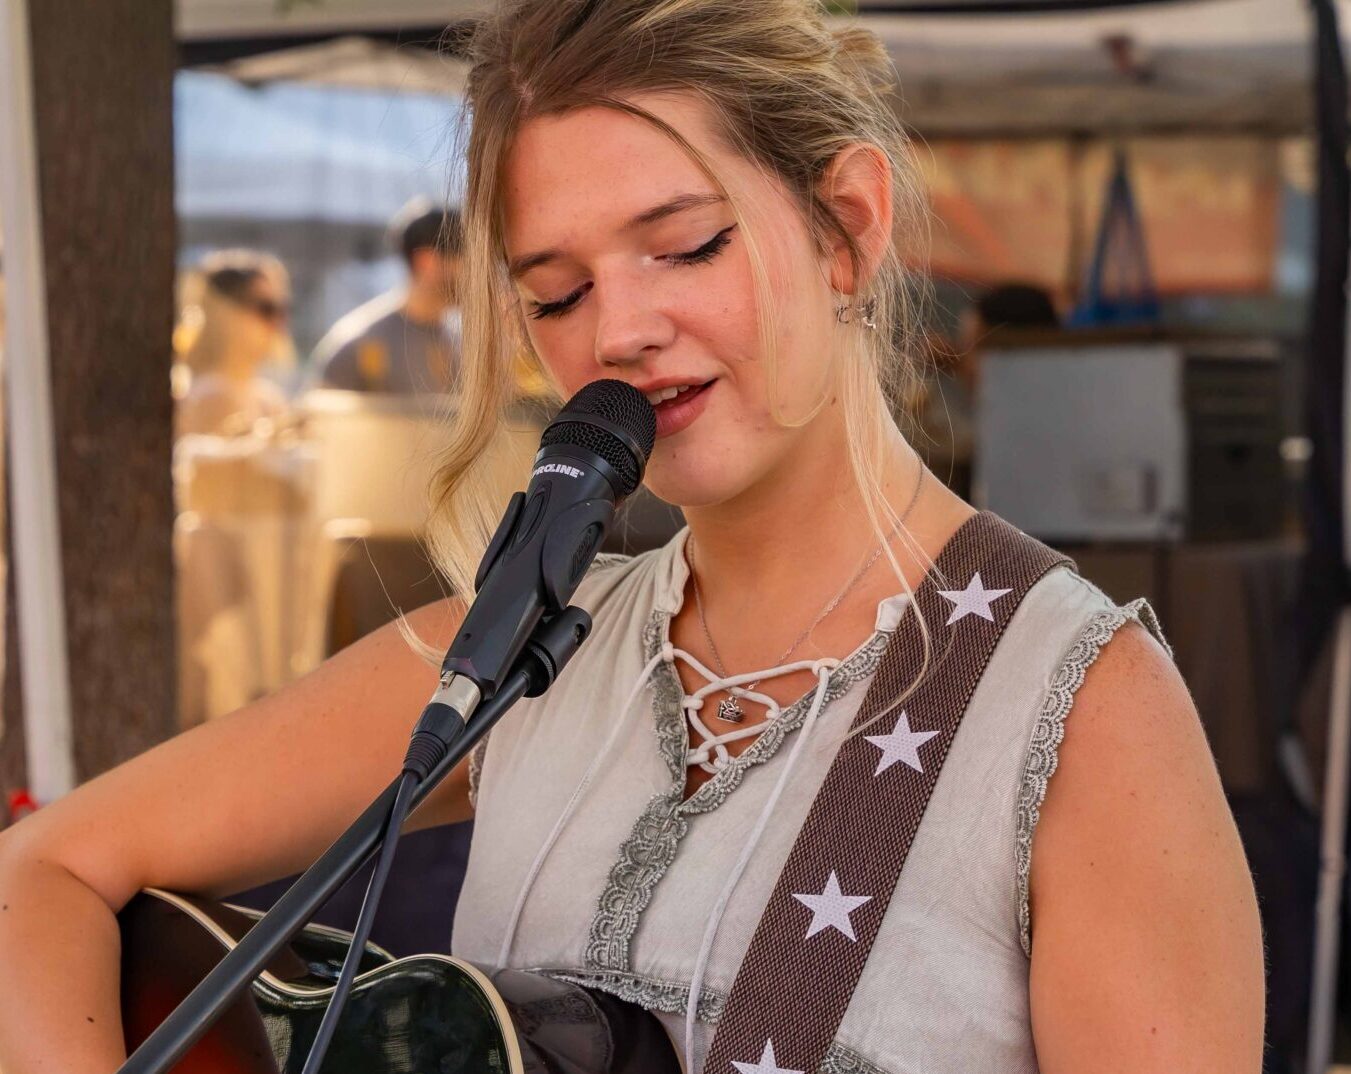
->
[451,524,1168,1074]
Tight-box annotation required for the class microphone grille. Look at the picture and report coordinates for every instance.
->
[564,379,657,456]
[540,380,657,497]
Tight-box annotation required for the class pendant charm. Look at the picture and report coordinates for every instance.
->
[717,696,746,723]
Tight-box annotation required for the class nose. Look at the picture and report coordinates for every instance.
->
[592,276,676,368]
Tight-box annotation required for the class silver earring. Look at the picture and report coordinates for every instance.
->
[834,297,877,331]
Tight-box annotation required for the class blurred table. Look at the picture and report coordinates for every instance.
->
[1066,538,1301,794]
[174,435,321,727]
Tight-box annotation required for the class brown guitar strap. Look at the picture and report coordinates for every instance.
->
[704,512,1071,1074]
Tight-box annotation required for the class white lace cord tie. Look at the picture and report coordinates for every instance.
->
[671,648,840,773]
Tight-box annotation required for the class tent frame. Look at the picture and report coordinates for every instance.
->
[0,0,77,801]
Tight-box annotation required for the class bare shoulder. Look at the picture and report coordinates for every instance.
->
[1048,617,1202,791]
[1026,619,1264,1072]
[271,593,465,713]
[397,595,467,655]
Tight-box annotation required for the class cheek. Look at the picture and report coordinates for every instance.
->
[674,272,757,361]
[712,233,833,401]
[530,329,596,399]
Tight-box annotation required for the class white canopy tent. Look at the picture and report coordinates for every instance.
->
[182,0,1351,137]
[866,0,1341,135]
[175,0,489,42]
[175,69,458,225]
[207,34,469,96]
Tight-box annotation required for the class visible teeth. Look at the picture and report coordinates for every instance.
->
[645,385,688,405]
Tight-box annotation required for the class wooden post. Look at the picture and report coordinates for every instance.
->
[0,0,177,801]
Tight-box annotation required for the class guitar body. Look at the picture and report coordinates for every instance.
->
[119,889,681,1074]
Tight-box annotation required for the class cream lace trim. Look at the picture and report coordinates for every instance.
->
[543,969,887,1074]
[584,790,687,968]
[466,737,489,811]
[1016,596,1169,956]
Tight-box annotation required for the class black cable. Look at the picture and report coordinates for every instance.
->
[298,769,420,1074]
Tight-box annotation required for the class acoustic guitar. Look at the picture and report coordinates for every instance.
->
[119,888,682,1073]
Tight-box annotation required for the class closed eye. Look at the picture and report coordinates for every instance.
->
[661,223,737,266]
[525,224,737,321]
[528,282,591,321]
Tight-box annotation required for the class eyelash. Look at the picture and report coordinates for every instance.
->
[527,224,737,321]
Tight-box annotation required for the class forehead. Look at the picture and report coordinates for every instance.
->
[501,96,754,251]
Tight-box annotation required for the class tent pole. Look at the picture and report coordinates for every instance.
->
[1305,0,1351,1063]
[0,0,77,801]
[1311,607,1351,1073]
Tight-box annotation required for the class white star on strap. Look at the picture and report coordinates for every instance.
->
[732,1040,804,1074]
[937,571,1012,626]
[865,710,939,775]
[792,870,873,941]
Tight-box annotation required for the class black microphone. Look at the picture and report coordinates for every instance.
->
[439,378,656,700]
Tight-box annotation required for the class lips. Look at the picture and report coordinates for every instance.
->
[650,379,714,439]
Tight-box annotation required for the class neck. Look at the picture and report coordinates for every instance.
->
[682,409,925,608]
[218,346,265,383]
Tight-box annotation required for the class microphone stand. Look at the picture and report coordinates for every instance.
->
[117,605,594,1074]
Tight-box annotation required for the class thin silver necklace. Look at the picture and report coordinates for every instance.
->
[688,463,926,724]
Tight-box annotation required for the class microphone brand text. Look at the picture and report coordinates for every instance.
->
[533,463,584,479]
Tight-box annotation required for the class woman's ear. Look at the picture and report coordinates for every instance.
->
[818,143,893,296]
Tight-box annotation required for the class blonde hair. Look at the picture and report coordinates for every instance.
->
[428,0,937,712]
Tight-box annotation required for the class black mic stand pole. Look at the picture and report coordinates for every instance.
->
[117,606,593,1074]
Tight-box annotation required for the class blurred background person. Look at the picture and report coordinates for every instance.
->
[308,199,463,395]
[174,249,294,438]
[955,281,1060,392]
[915,281,1059,499]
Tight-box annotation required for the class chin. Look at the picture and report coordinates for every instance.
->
[639,447,768,512]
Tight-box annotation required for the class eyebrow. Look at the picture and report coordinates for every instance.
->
[507,192,727,279]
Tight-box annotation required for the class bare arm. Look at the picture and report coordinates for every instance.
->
[0,598,468,1074]
[1029,622,1265,1072]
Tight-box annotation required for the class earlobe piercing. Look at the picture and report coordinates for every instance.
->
[835,296,877,331]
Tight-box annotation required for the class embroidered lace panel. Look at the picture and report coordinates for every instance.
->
[544,969,887,1074]
[584,790,687,968]
[1015,596,1169,956]
[583,612,891,971]
[467,737,489,811]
